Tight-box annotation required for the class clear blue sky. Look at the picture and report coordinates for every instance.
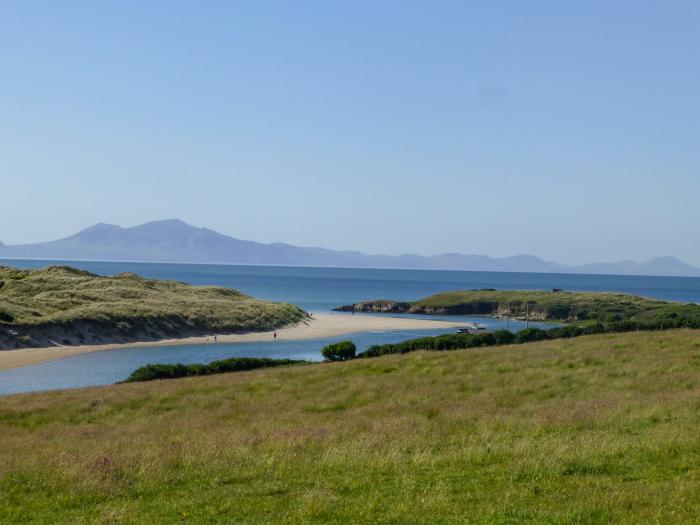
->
[2,1,699,265]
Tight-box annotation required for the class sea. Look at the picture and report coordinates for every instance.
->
[2,258,700,396]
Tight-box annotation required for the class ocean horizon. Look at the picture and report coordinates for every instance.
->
[4,257,700,309]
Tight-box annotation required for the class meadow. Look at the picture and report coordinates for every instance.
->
[1,329,699,523]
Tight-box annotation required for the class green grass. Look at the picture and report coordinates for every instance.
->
[338,289,700,326]
[0,265,307,348]
[1,329,700,523]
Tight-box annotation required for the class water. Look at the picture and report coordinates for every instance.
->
[0,328,449,395]
[2,258,700,395]
[4,258,700,310]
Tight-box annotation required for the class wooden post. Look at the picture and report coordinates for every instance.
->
[526,303,530,329]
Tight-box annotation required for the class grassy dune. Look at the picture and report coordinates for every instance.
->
[337,289,700,326]
[0,265,306,349]
[1,330,700,523]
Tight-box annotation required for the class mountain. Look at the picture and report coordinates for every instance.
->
[566,256,700,277]
[1,219,699,277]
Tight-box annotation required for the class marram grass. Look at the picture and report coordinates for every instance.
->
[1,329,700,523]
[339,289,700,327]
[0,265,306,348]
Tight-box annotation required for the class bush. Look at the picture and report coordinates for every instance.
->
[322,341,356,361]
[0,309,14,323]
[358,315,700,361]
[360,332,507,357]
[514,328,549,344]
[547,325,584,339]
[125,357,306,382]
[493,329,516,345]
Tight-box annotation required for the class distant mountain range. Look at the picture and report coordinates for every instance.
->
[1,219,699,277]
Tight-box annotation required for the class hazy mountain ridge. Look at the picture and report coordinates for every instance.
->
[1,219,698,277]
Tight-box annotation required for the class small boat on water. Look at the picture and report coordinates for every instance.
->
[456,322,486,334]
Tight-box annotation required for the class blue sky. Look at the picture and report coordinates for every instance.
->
[2,1,699,265]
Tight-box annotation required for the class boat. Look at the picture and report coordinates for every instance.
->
[456,322,486,334]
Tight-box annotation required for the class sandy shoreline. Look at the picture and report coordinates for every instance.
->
[0,313,464,372]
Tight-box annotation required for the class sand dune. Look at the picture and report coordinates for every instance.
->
[0,313,463,371]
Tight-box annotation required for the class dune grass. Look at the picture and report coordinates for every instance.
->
[0,265,306,348]
[338,289,700,327]
[1,330,700,523]
[414,289,666,319]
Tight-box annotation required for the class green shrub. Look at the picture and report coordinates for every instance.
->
[125,357,307,382]
[514,328,549,344]
[547,325,584,339]
[0,309,14,323]
[492,329,516,345]
[322,341,356,361]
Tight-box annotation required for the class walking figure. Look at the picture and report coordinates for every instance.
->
[273,331,277,340]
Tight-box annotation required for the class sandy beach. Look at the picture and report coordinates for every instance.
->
[0,313,464,372]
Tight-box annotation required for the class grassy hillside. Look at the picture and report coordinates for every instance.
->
[336,289,700,326]
[0,265,306,349]
[1,330,700,523]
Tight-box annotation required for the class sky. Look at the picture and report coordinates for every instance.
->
[1,1,699,265]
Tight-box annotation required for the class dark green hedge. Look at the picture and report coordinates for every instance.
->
[361,330,515,358]
[125,357,307,382]
[360,318,700,359]
[322,340,356,361]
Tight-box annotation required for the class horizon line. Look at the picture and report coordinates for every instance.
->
[1,256,699,281]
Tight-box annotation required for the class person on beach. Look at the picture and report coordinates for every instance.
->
[214,335,217,343]
[273,331,277,339]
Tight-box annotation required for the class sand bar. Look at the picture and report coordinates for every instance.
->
[0,313,464,371]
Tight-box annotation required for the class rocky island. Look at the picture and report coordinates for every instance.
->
[335,289,700,326]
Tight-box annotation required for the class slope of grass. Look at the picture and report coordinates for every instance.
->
[1,330,700,523]
[336,289,700,326]
[0,265,306,348]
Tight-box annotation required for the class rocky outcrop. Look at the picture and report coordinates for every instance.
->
[334,300,552,320]
[334,302,415,314]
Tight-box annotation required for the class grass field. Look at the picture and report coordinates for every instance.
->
[1,330,700,523]
[0,265,306,348]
